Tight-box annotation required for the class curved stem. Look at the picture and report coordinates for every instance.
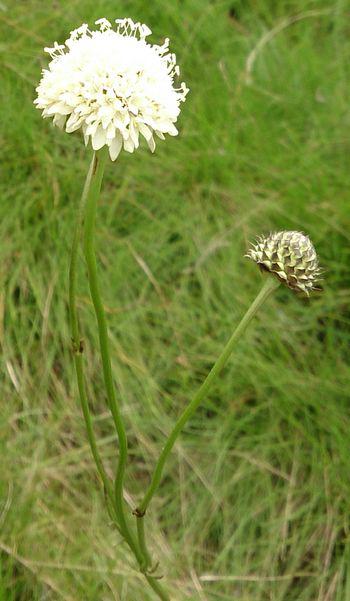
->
[69,150,171,600]
[82,148,144,563]
[68,152,114,506]
[137,276,280,516]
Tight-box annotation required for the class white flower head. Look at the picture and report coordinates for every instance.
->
[34,18,189,161]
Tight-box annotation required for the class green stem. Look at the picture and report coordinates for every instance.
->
[68,152,114,507]
[137,276,280,516]
[136,514,152,569]
[82,148,144,563]
[69,150,171,600]
[145,575,170,601]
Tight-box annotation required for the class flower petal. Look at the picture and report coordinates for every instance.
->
[109,134,123,161]
[92,126,107,150]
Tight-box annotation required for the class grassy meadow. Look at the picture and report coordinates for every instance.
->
[1,0,350,599]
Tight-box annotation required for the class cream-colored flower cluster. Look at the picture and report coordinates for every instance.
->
[34,18,188,160]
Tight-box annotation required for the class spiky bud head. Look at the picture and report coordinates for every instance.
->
[246,231,321,295]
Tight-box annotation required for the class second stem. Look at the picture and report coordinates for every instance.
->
[136,276,280,525]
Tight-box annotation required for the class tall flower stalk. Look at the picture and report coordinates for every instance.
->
[81,148,132,544]
[68,152,114,508]
[69,148,170,599]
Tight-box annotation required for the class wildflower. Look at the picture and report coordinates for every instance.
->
[246,231,321,294]
[34,18,189,161]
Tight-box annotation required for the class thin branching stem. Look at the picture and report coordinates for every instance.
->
[136,276,280,553]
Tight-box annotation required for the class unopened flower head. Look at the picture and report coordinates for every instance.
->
[246,231,321,295]
[34,18,189,161]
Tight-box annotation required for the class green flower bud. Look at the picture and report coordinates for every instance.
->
[246,231,321,295]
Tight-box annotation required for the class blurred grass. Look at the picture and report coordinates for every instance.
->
[1,0,350,599]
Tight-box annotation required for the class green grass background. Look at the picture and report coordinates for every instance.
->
[1,0,350,599]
